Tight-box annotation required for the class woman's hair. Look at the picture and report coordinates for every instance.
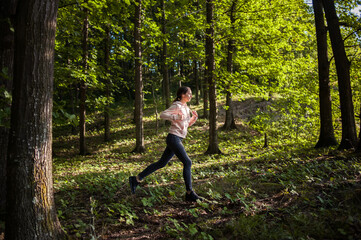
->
[173,86,190,102]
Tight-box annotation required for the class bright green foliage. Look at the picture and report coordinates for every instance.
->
[52,0,361,131]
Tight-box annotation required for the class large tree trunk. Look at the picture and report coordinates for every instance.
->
[313,0,337,148]
[79,1,88,155]
[322,0,357,149]
[104,24,111,142]
[205,0,221,154]
[0,0,16,217]
[161,0,170,109]
[5,0,65,238]
[133,0,145,153]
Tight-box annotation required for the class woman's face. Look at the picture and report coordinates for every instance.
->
[182,89,192,102]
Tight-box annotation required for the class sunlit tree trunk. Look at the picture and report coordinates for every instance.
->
[357,104,361,152]
[0,0,15,216]
[104,24,111,142]
[79,1,88,155]
[205,0,221,154]
[161,0,170,109]
[356,106,361,152]
[322,0,357,149]
[133,0,145,153]
[313,0,337,148]
[5,0,66,238]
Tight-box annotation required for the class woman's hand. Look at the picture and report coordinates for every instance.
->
[189,110,198,126]
[191,110,198,119]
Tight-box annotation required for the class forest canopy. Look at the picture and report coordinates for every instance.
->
[52,0,361,148]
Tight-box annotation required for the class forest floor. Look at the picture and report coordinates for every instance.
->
[1,98,361,239]
[51,99,361,240]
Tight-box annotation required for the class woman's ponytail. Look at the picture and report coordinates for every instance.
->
[173,86,190,102]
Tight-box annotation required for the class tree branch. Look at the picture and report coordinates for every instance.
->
[343,28,361,42]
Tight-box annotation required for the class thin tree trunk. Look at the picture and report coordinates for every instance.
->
[222,1,237,131]
[357,104,361,152]
[152,86,159,135]
[104,24,111,142]
[161,0,170,109]
[6,0,65,238]
[65,40,77,135]
[205,0,221,154]
[322,0,357,149]
[194,0,201,106]
[313,0,337,148]
[0,0,15,216]
[203,73,209,119]
[133,0,145,153]
[79,1,88,155]
[193,60,200,105]
[178,60,182,87]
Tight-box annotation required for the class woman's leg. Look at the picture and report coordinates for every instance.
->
[167,135,192,191]
[138,145,174,181]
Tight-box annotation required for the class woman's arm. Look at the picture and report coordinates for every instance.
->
[189,110,198,126]
[160,104,183,121]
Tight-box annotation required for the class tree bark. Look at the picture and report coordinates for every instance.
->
[104,24,111,142]
[133,0,145,153]
[161,0,170,109]
[357,104,361,152]
[79,1,88,155]
[222,0,237,131]
[203,74,209,119]
[0,0,16,217]
[322,0,357,149]
[205,0,221,154]
[5,0,65,238]
[193,60,200,105]
[313,0,337,148]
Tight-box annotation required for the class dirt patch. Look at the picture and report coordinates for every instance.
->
[218,98,272,121]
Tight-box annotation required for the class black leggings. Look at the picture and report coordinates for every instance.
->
[138,133,192,191]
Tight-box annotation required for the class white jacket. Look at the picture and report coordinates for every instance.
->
[160,101,196,138]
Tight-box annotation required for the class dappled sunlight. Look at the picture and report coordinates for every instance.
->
[52,102,361,239]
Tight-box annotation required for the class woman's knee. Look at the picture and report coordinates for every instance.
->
[184,158,192,168]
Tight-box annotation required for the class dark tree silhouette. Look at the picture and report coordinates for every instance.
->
[313,0,337,148]
[79,0,89,155]
[161,0,170,109]
[133,0,145,153]
[222,0,237,131]
[322,0,357,150]
[205,0,222,154]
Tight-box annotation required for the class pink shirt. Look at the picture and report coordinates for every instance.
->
[160,101,196,138]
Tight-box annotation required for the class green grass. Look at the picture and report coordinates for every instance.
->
[52,101,361,239]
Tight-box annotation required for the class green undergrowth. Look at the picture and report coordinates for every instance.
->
[53,101,361,239]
